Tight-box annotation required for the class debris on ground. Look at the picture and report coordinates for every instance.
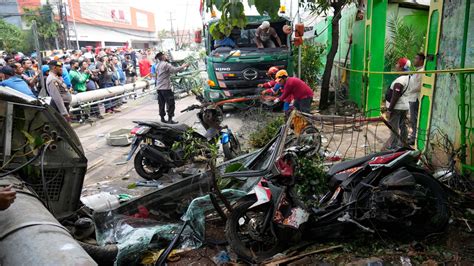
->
[80,192,120,212]
[78,108,473,265]
[212,250,231,265]
[128,180,164,189]
[105,128,133,146]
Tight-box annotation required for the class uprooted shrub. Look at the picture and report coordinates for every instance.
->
[249,116,285,148]
[294,156,327,208]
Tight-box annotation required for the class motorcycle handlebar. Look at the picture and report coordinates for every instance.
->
[181,104,202,113]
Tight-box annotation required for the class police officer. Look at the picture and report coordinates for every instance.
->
[46,60,72,121]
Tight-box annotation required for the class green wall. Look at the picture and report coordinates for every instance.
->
[430,0,473,149]
[345,2,428,113]
[349,20,365,107]
[431,0,474,143]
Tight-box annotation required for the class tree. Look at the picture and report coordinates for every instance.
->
[0,19,26,52]
[385,15,425,70]
[302,0,355,110]
[23,4,59,50]
[205,0,280,39]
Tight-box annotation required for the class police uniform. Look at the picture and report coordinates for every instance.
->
[46,72,72,116]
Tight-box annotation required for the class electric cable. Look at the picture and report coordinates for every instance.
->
[0,152,42,178]
[41,142,51,211]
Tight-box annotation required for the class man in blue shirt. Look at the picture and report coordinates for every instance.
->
[0,65,36,98]
[58,56,72,89]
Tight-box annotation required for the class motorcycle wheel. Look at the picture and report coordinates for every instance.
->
[225,196,281,263]
[223,133,241,161]
[285,126,322,155]
[297,126,322,155]
[402,172,449,236]
[133,150,169,180]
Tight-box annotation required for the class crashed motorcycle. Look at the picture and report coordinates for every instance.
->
[225,148,449,263]
[126,103,241,180]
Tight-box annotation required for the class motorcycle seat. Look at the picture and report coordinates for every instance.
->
[327,150,392,176]
[134,121,190,132]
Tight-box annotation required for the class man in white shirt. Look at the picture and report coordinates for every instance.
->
[407,53,425,145]
[385,58,412,149]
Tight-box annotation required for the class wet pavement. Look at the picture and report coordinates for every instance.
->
[74,95,248,198]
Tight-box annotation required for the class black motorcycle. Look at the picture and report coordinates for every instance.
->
[126,103,241,180]
[225,148,449,263]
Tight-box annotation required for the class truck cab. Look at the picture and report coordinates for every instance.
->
[203,16,294,106]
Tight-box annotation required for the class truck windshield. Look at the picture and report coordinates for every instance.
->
[209,20,289,53]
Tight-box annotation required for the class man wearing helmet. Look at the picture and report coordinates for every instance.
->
[255,21,282,48]
[273,70,313,113]
[260,67,293,113]
[258,66,279,89]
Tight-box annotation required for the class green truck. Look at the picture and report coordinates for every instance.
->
[203,16,294,106]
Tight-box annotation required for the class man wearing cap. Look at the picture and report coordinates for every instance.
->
[385,58,412,149]
[273,70,313,113]
[155,52,189,124]
[46,60,72,121]
[0,65,36,98]
[57,55,72,89]
[255,21,282,49]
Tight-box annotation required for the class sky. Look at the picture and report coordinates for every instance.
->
[136,0,203,31]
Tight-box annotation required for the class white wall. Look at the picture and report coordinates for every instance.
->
[74,23,155,44]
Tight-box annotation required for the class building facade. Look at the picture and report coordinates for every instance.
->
[0,0,157,50]
[67,0,156,49]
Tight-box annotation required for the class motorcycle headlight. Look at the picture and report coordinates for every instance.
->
[209,91,221,99]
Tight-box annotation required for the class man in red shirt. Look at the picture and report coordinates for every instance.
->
[273,70,313,113]
[138,53,151,78]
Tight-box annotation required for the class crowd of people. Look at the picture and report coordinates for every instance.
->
[0,47,164,121]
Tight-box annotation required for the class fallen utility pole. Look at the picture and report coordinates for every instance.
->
[69,80,151,107]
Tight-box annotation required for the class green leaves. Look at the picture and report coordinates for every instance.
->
[293,42,326,89]
[385,15,425,70]
[0,19,26,52]
[224,162,246,173]
[23,5,59,39]
[205,0,281,39]
[172,128,219,160]
[254,0,280,20]
[294,156,327,208]
[249,116,285,148]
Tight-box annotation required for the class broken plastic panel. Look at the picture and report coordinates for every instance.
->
[94,189,246,265]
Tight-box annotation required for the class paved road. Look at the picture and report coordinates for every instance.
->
[74,94,247,197]
[75,95,201,196]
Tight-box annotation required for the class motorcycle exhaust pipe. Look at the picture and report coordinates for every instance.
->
[141,145,174,165]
